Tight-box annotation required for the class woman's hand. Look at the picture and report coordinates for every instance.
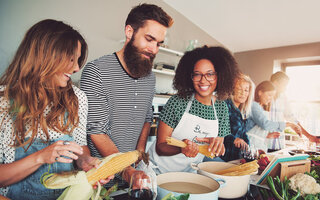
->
[181,139,199,158]
[287,122,302,137]
[234,138,248,150]
[267,132,281,138]
[196,137,225,156]
[36,140,83,164]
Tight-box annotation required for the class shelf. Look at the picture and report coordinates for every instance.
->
[152,69,175,76]
[159,46,184,57]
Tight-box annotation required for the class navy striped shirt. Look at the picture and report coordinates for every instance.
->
[80,53,155,157]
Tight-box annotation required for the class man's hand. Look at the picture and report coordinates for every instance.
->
[234,138,248,150]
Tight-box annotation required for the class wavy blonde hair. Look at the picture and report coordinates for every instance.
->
[0,19,88,148]
[230,73,255,118]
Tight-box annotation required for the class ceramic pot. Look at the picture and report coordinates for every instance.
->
[191,162,251,199]
[156,172,225,200]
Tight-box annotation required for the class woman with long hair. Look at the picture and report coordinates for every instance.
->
[246,81,299,152]
[0,19,111,199]
[148,46,239,173]
[220,74,255,162]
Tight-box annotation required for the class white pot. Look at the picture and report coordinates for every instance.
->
[191,162,251,199]
[157,172,225,200]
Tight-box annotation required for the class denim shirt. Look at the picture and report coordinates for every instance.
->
[6,135,74,200]
[246,101,286,132]
[221,99,249,162]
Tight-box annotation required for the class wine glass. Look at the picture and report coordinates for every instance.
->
[241,145,258,162]
[128,171,155,200]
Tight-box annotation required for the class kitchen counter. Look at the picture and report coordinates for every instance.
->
[109,185,262,200]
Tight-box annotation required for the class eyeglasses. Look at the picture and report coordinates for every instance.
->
[191,72,217,82]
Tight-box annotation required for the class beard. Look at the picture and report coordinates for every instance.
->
[123,37,155,78]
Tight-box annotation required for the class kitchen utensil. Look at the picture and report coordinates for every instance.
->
[157,172,225,200]
[191,162,253,199]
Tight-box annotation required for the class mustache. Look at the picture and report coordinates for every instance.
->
[141,51,155,60]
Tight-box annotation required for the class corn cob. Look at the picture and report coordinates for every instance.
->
[166,137,215,159]
[86,150,141,185]
[42,150,141,200]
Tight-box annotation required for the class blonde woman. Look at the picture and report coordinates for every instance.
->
[220,74,255,162]
[0,19,112,200]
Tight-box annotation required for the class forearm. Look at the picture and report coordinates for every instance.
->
[0,151,43,187]
[90,134,119,157]
[136,122,151,152]
[156,142,181,156]
[155,121,180,156]
[298,123,317,141]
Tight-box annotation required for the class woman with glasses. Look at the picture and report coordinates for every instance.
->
[218,74,255,162]
[148,46,239,174]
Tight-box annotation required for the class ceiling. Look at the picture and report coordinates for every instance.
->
[163,0,320,53]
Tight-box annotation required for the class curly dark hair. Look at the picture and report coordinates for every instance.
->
[173,46,240,100]
[125,3,173,31]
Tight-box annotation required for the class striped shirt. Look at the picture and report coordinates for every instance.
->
[80,53,155,157]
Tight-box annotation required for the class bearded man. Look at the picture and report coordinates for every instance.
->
[80,3,173,188]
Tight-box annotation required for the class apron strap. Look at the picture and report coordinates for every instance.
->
[186,94,218,119]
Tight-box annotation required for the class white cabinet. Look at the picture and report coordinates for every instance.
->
[158,46,184,57]
[153,47,183,94]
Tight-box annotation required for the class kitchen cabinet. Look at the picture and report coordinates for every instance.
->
[153,46,184,94]
[150,47,183,136]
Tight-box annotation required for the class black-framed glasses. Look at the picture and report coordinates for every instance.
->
[191,72,217,82]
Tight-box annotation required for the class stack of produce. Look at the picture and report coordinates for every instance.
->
[262,172,320,200]
[258,154,271,171]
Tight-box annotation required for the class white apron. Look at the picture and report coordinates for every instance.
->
[247,110,270,152]
[148,94,219,174]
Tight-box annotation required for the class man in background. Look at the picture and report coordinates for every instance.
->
[269,71,303,151]
[80,3,173,187]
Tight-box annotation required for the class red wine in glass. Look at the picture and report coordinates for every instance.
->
[128,189,154,200]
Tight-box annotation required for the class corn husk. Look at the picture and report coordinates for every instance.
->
[42,151,140,200]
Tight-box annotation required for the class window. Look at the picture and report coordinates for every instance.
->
[285,64,320,136]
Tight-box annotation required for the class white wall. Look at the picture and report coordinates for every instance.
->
[0,0,221,88]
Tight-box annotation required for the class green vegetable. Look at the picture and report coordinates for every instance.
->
[267,176,284,200]
[100,183,118,200]
[161,193,190,200]
[306,170,320,183]
[260,188,271,200]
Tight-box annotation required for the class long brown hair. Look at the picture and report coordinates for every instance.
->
[254,81,275,111]
[0,19,88,148]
